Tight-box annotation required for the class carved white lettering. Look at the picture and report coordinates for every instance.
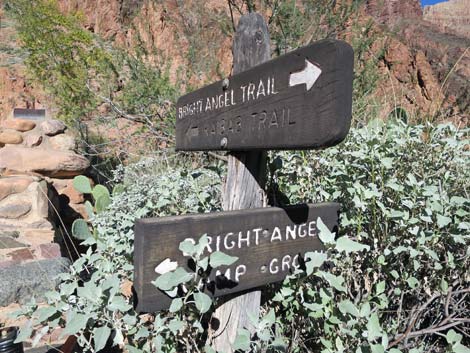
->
[269,258,279,274]
[238,230,250,248]
[298,223,307,238]
[286,224,297,240]
[235,264,247,282]
[253,228,262,246]
[256,79,266,99]
[308,221,317,237]
[271,227,282,242]
[224,232,235,250]
[282,255,291,271]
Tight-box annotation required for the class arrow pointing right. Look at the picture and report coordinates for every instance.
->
[289,59,322,91]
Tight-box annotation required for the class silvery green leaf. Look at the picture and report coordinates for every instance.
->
[335,237,369,254]
[317,217,335,244]
[193,320,204,333]
[14,321,33,343]
[73,175,92,194]
[35,306,57,322]
[370,344,384,353]
[199,256,209,271]
[380,157,393,169]
[194,292,212,313]
[338,300,360,317]
[93,326,111,352]
[108,296,132,312]
[233,328,251,351]
[376,281,386,295]
[92,184,110,202]
[360,302,371,317]
[71,219,92,240]
[367,313,382,341]
[179,239,196,256]
[304,302,323,312]
[258,329,271,341]
[446,329,462,344]
[169,298,183,313]
[153,267,193,291]
[135,327,149,340]
[209,251,238,268]
[261,309,276,327]
[458,222,469,230]
[320,272,346,292]
[95,194,111,213]
[437,214,452,228]
[406,277,419,289]
[62,313,89,336]
[195,234,209,255]
[452,343,470,353]
[305,251,327,275]
[168,319,184,333]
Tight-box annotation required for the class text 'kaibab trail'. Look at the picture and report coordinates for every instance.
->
[176,39,353,151]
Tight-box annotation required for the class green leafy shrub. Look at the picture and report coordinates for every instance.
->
[268,120,469,352]
[14,121,469,352]
[4,0,116,123]
[14,158,223,350]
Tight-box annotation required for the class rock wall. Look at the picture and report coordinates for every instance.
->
[365,0,422,24]
[0,117,89,307]
[424,0,470,39]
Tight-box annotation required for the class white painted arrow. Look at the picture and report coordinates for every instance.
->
[155,258,178,274]
[289,59,322,91]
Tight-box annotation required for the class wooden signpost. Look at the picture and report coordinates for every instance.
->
[176,39,353,151]
[133,11,353,353]
[134,203,339,312]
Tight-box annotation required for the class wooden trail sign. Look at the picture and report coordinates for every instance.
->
[133,203,339,312]
[176,39,353,151]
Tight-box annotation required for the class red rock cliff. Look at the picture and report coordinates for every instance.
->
[365,0,422,24]
[423,0,470,38]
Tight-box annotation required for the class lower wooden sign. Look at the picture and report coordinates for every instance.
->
[133,203,339,312]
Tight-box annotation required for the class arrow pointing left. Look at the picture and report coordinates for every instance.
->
[289,59,322,91]
[186,125,199,138]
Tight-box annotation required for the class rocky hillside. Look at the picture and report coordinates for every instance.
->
[365,0,422,24]
[424,0,470,39]
[1,0,469,126]
[0,7,47,119]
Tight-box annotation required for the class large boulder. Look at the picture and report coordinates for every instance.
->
[40,119,66,136]
[0,146,89,177]
[0,118,36,132]
[0,257,70,305]
[23,132,43,147]
[0,176,34,201]
[0,129,23,144]
[49,133,76,151]
[0,203,31,219]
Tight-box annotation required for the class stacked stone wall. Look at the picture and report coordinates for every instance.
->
[0,116,90,311]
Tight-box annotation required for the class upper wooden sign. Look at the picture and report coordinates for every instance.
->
[176,39,353,151]
[134,203,339,312]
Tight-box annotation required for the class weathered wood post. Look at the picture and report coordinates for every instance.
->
[211,12,270,352]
